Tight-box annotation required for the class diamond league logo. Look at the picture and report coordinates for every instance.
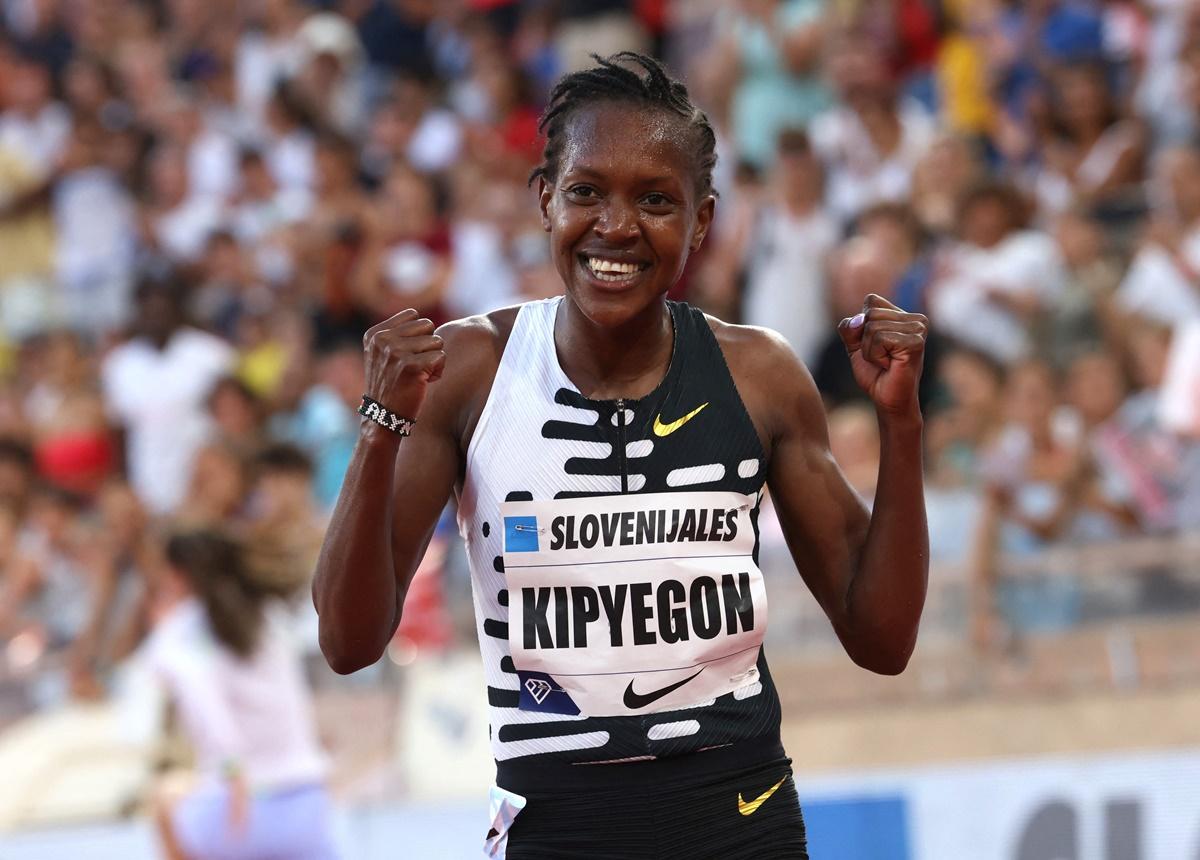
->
[524,678,552,704]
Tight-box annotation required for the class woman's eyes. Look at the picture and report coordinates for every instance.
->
[641,193,673,208]
[563,186,675,209]
[566,185,598,199]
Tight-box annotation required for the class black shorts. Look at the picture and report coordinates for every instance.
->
[500,756,808,859]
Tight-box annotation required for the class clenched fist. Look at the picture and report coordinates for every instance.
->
[362,309,447,422]
[837,294,928,418]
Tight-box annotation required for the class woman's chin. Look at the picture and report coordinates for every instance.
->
[566,284,667,328]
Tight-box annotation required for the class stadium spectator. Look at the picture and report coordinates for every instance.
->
[101,277,234,515]
[1118,146,1200,325]
[1093,320,1192,533]
[0,437,35,515]
[810,29,936,222]
[702,0,830,171]
[927,181,1066,364]
[245,443,325,587]
[740,128,837,365]
[827,402,881,502]
[0,485,95,698]
[24,331,115,498]
[354,163,451,321]
[174,442,248,530]
[1032,60,1147,220]
[144,530,335,860]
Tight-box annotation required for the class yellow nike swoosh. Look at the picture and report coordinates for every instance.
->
[653,402,709,437]
[737,776,786,817]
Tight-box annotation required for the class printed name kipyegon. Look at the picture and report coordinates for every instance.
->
[522,574,755,649]
[548,507,739,551]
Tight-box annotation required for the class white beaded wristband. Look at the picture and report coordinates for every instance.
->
[359,395,415,437]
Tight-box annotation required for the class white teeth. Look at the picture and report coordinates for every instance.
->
[586,257,642,277]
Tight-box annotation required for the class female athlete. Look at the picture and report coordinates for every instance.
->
[314,52,929,859]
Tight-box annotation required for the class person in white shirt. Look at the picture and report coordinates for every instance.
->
[53,121,139,335]
[228,149,312,247]
[928,182,1066,365]
[809,33,936,224]
[145,529,336,860]
[0,51,71,179]
[101,277,235,515]
[1117,146,1200,326]
[741,129,838,366]
[160,97,240,203]
[143,144,226,265]
[1032,61,1146,219]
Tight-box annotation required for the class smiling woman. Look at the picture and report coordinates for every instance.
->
[530,54,715,343]
[313,52,931,860]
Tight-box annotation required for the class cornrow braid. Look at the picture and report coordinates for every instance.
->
[529,52,718,198]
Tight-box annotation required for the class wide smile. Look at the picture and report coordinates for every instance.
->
[577,254,651,291]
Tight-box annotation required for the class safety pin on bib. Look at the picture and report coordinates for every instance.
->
[730,667,759,684]
[513,524,545,533]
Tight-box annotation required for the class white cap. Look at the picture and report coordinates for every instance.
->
[297,13,363,67]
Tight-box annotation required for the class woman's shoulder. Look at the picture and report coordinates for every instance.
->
[431,301,540,443]
[434,303,527,390]
[708,316,818,403]
[141,599,209,668]
[702,313,822,449]
[703,312,806,371]
[436,303,525,351]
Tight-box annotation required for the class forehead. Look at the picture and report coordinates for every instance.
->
[558,100,697,187]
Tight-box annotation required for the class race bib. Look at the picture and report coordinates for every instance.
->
[500,490,767,718]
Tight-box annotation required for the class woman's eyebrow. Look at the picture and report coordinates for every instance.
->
[561,165,606,180]
[561,165,683,188]
[635,174,683,188]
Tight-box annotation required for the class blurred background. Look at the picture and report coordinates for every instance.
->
[0,0,1198,858]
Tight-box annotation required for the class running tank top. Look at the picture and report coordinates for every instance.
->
[459,297,782,770]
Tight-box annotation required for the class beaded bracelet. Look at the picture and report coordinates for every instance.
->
[359,395,415,437]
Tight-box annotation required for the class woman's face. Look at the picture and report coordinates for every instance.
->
[942,351,1001,413]
[776,151,823,208]
[1056,68,1109,133]
[149,147,188,204]
[380,168,436,237]
[210,384,259,437]
[1005,363,1058,431]
[1127,325,1169,389]
[63,59,107,112]
[962,197,1012,248]
[316,145,353,193]
[189,447,244,512]
[539,102,713,329]
[1067,353,1126,426]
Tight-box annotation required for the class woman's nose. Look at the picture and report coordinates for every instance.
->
[593,200,638,243]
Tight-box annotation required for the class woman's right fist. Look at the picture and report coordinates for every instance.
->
[361,310,446,423]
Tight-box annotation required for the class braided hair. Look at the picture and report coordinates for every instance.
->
[529,52,718,199]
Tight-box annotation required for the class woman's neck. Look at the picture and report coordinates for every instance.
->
[783,194,819,218]
[857,102,902,156]
[554,296,674,401]
[1071,124,1104,149]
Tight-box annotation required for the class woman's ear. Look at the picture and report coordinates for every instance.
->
[690,194,717,253]
[538,177,553,232]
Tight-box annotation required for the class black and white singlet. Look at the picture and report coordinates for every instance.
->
[458,297,785,790]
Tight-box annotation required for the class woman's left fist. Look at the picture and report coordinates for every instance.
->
[837,294,928,418]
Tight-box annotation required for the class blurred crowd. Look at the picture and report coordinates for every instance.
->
[2,0,1200,722]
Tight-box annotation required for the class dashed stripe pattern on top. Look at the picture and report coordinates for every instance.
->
[458,297,782,765]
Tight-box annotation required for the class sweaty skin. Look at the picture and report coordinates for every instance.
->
[313,101,929,677]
